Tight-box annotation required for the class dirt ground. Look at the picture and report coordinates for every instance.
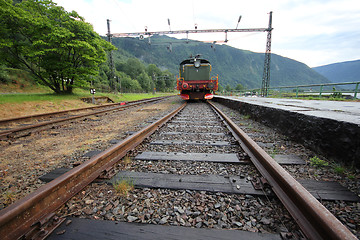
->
[0,97,183,208]
[0,100,93,120]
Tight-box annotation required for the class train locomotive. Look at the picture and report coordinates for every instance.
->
[176,55,218,100]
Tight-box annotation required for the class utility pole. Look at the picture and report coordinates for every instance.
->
[152,73,156,95]
[261,11,273,97]
[107,19,117,93]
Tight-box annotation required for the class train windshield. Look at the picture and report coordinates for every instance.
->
[183,64,210,81]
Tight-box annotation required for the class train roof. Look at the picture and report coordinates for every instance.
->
[180,58,210,65]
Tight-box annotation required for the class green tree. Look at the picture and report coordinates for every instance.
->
[235,83,245,91]
[162,70,175,91]
[123,58,145,80]
[146,64,162,79]
[120,75,142,92]
[137,72,151,92]
[115,71,142,93]
[115,61,126,72]
[155,77,166,92]
[0,0,115,94]
[225,84,232,92]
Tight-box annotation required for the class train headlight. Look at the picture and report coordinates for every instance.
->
[194,59,201,68]
[182,83,189,89]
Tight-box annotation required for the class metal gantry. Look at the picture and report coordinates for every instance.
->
[108,13,273,96]
[112,27,269,38]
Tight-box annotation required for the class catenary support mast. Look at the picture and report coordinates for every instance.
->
[261,11,273,97]
[107,19,117,93]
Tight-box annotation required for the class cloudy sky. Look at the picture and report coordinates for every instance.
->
[54,0,360,67]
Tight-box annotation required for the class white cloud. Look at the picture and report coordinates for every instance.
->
[54,0,360,67]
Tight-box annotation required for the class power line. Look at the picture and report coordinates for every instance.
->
[109,12,274,97]
[112,27,269,38]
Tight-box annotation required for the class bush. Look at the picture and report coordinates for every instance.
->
[0,65,10,83]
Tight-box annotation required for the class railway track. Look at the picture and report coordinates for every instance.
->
[0,96,170,140]
[0,101,357,239]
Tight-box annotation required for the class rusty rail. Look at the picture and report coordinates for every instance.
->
[0,102,186,240]
[209,101,357,240]
[0,96,170,139]
[0,96,170,125]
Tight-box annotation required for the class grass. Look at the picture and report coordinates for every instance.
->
[0,90,175,120]
[112,157,135,196]
[331,163,358,180]
[3,191,16,205]
[0,90,175,104]
[103,92,175,102]
[122,156,132,166]
[333,165,346,174]
[113,178,134,197]
[0,93,84,104]
[308,157,357,180]
[309,156,329,167]
[0,87,90,104]
[0,68,51,94]
[270,148,278,158]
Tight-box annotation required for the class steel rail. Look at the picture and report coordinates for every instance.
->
[0,101,123,125]
[0,96,169,139]
[0,102,186,239]
[0,96,170,125]
[208,101,357,240]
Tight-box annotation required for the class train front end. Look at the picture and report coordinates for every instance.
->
[177,56,218,100]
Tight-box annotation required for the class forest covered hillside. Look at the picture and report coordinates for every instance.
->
[110,35,329,89]
[313,59,360,84]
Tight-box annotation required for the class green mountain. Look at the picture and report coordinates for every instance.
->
[110,35,329,89]
[313,60,360,84]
